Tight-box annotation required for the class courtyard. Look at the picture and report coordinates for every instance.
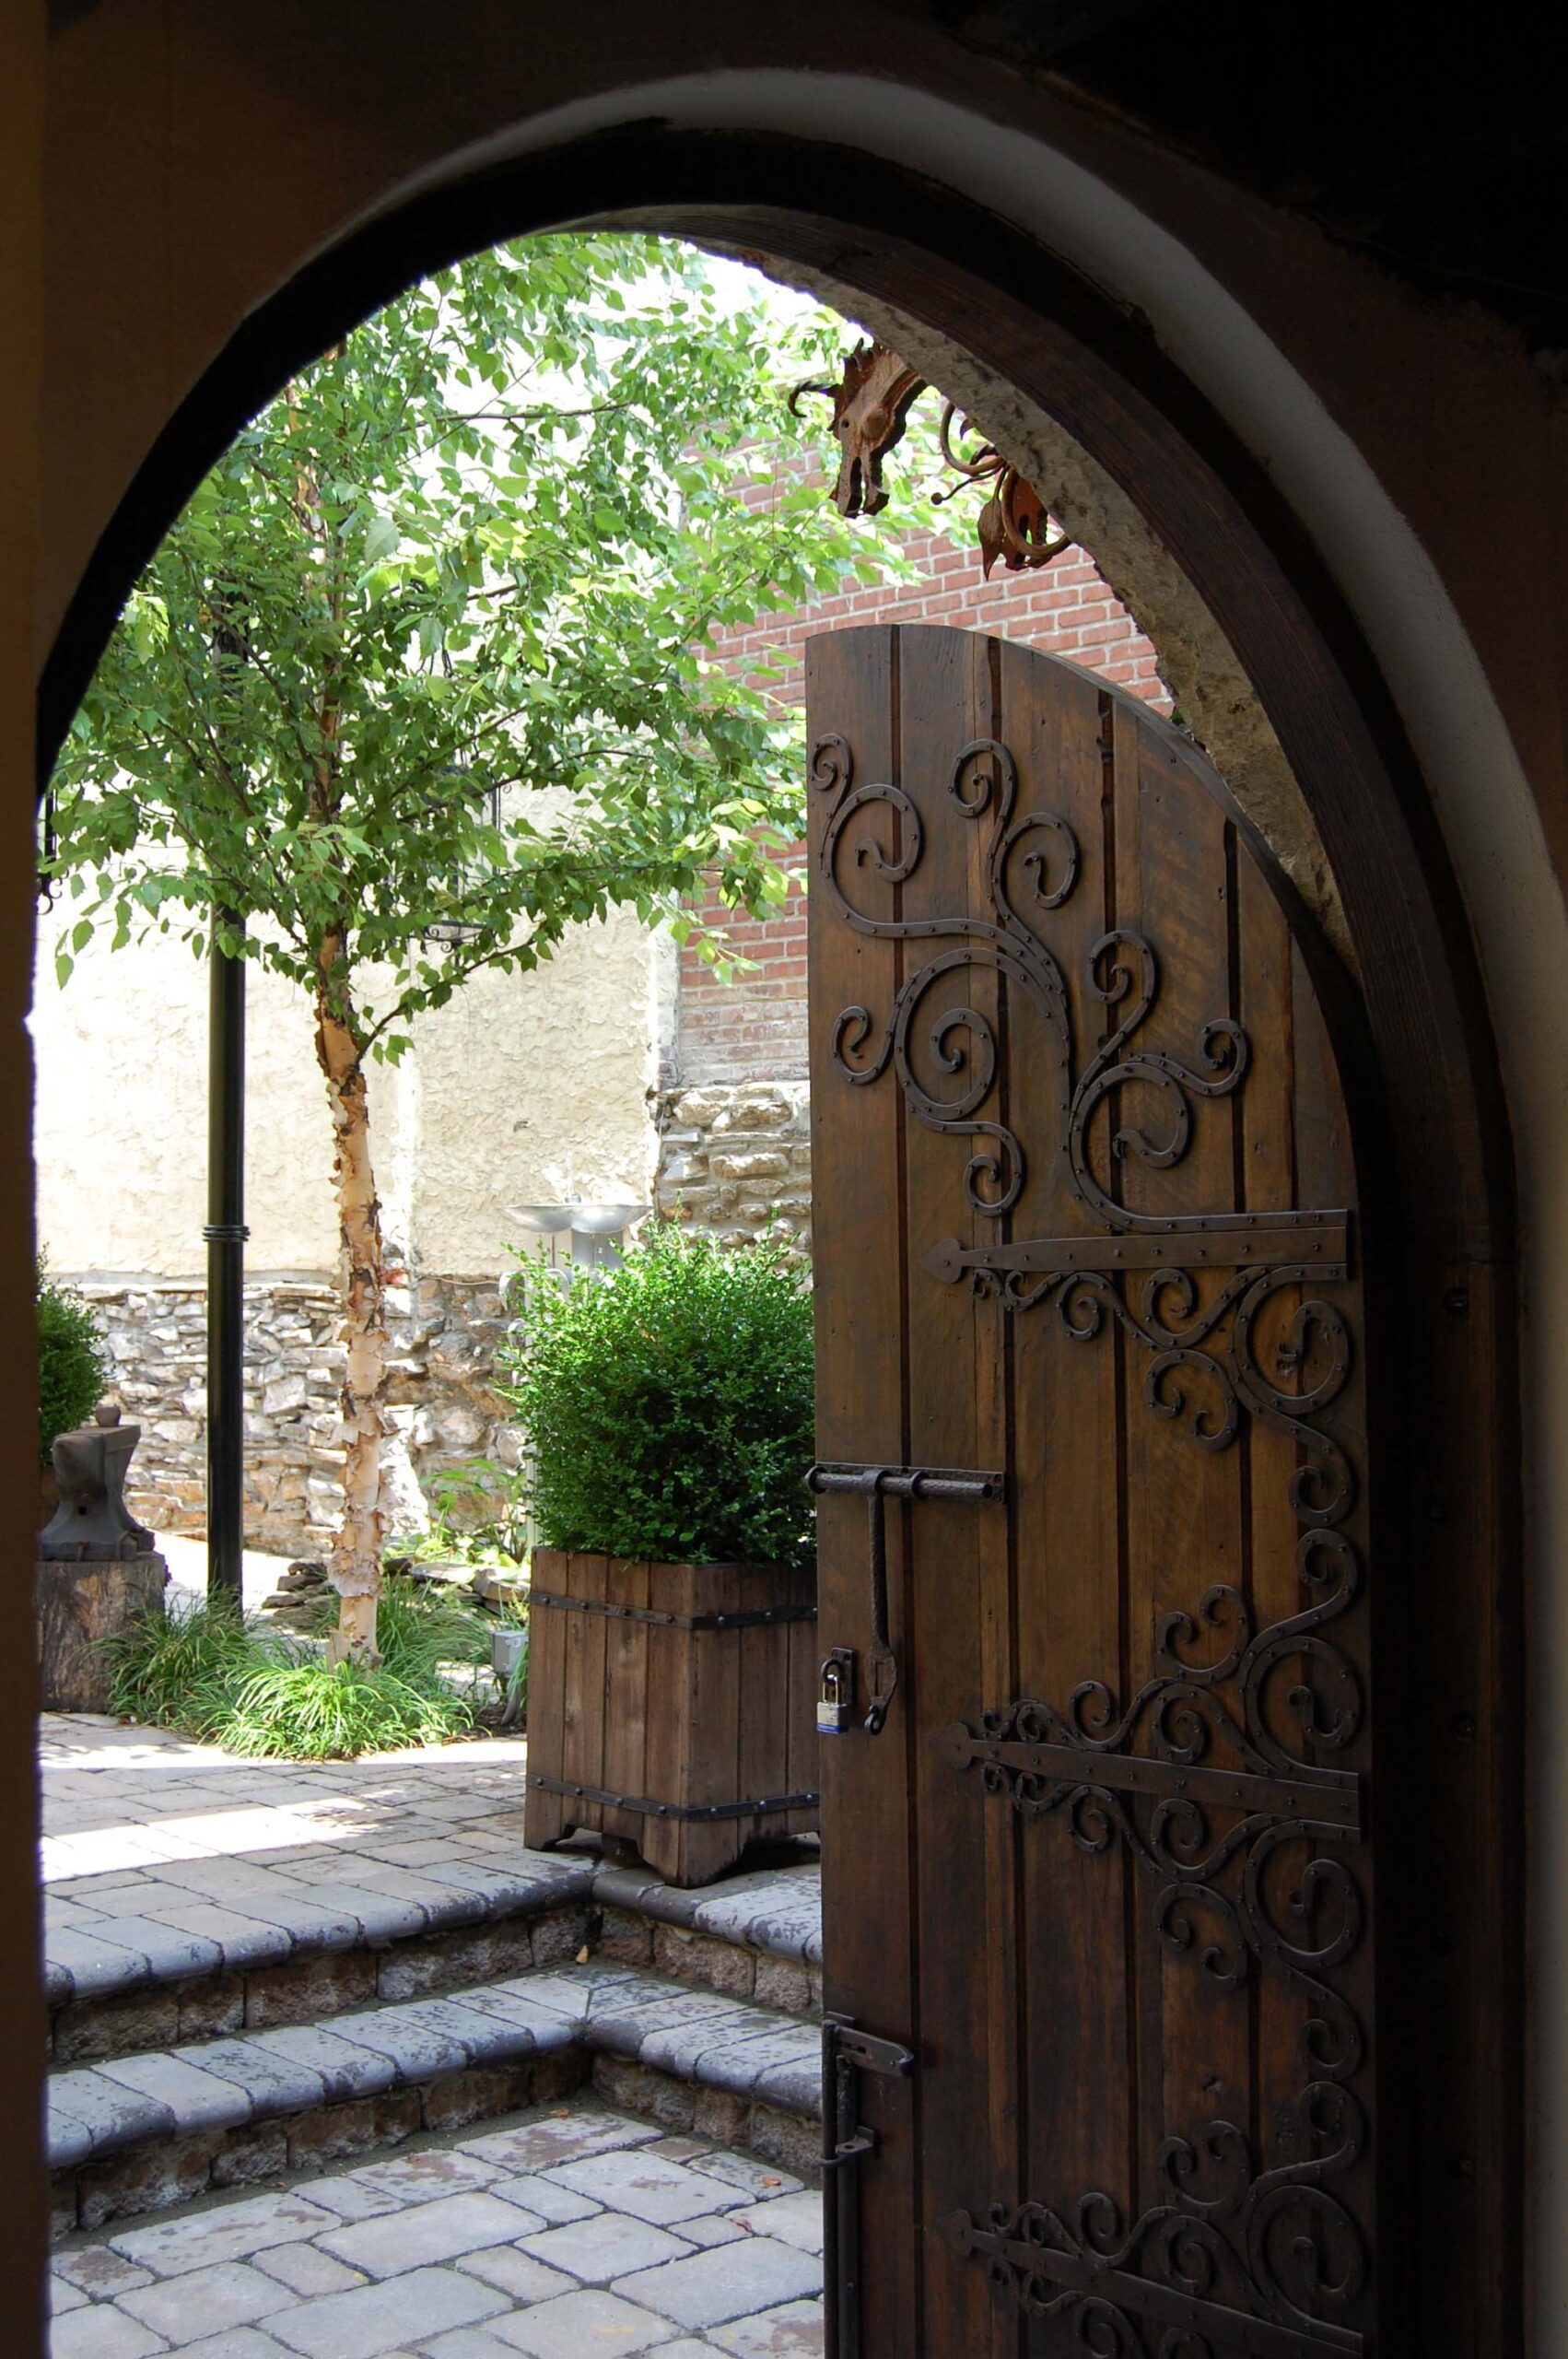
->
[42,1713,825,2355]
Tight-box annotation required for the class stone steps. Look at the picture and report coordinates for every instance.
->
[49,1961,822,2240]
[48,1850,822,2067]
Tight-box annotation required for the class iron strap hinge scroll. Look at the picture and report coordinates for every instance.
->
[823,2012,915,2359]
[807,1462,1006,1733]
[528,1589,816,1634]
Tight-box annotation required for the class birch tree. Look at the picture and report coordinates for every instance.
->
[45,234,917,1657]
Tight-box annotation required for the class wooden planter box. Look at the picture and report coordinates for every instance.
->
[523,1549,818,1886]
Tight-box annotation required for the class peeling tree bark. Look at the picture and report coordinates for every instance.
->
[313,941,387,1661]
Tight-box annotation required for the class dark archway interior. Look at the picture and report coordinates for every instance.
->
[36,124,1523,2350]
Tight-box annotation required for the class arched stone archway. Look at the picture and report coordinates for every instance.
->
[31,100,1523,2353]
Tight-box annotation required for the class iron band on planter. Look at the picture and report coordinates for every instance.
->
[527,1775,818,1823]
[528,1588,816,1633]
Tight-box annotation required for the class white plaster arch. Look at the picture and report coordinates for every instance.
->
[295,71,1568,2341]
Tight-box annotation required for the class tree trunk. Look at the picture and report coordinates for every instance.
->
[314,968,387,1661]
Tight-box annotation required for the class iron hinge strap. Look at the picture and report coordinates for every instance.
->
[529,1589,817,1633]
[823,2012,915,2359]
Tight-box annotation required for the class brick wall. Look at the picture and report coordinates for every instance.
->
[676,524,1169,1085]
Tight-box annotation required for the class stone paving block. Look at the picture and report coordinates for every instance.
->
[249,2024,403,2106]
[725,2193,824,2254]
[169,2038,326,2120]
[452,2246,579,2305]
[94,2051,255,2140]
[324,2006,471,2083]
[116,2258,295,2341]
[346,2147,504,2205]
[673,2214,747,2249]
[51,2067,177,2159]
[547,2150,753,2228]
[486,2286,676,2355]
[641,2023,812,2096]
[286,2175,404,2224]
[458,2111,658,2175]
[391,1997,536,2066]
[709,2299,825,2354]
[750,2055,823,2117]
[139,1907,294,1974]
[48,1929,156,2002]
[252,2242,369,2297]
[49,2086,99,2171]
[109,2189,337,2276]
[416,2333,547,2359]
[519,2212,694,2284]
[47,2306,170,2358]
[482,2173,601,2224]
[335,1870,490,1930]
[440,1988,579,2053]
[264,2262,509,2358]
[685,2153,802,2201]
[85,1913,226,1984]
[53,2247,156,2297]
[243,1950,379,2029]
[319,2189,539,2278]
[591,1990,760,2063]
[175,2334,299,2359]
[51,2270,91,2313]
[212,1893,364,1953]
[614,2238,823,2331]
[55,1986,185,2068]
[312,1886,431,1945]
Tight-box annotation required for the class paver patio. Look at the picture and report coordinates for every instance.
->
[49,2098,825,2353]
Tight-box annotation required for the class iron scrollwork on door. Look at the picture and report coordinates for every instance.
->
[811,727,1353,1481]
[816,723,1370,2352]
[938,2076,1367,2356]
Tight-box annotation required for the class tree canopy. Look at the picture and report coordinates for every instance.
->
[46,233,922,1045]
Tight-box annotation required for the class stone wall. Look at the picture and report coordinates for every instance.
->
[652,1083,812,1256]
[77,1271,518,1557]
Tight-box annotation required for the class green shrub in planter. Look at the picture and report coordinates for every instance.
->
[502,1221,814,1568]
[37,1259,107,1466]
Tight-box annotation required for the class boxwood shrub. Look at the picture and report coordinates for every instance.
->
[37,1260,106,1466]
[501,1221,814,1569]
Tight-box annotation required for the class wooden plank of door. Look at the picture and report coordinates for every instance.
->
[807,625,919,2357]
[897,628,1017,2357]
[1234,840,1311,2224]
[1290,929,1377,2334]
[1010,660,1136,2243]
[1115,713,1254,2204]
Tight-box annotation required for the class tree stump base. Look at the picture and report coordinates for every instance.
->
[36,1555,168,1713]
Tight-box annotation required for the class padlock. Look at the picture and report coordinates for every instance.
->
[817,1648,855,1735]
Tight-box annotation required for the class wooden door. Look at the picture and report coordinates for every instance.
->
[809,626,1384,2358]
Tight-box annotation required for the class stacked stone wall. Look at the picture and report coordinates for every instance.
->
[75,1272,518,1556]
[652,1084,812,1256]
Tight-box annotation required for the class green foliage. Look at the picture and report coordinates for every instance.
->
[501,1221,814,1568]
[393,1457,530,1569]
[36,1260,106,1466]
[219,1658,472,1760]
[101,1578,493,1757]
[45,235,934,1052]
[100,1595,254,1734]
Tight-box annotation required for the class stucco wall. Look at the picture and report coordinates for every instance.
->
[31,896,662,1283]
